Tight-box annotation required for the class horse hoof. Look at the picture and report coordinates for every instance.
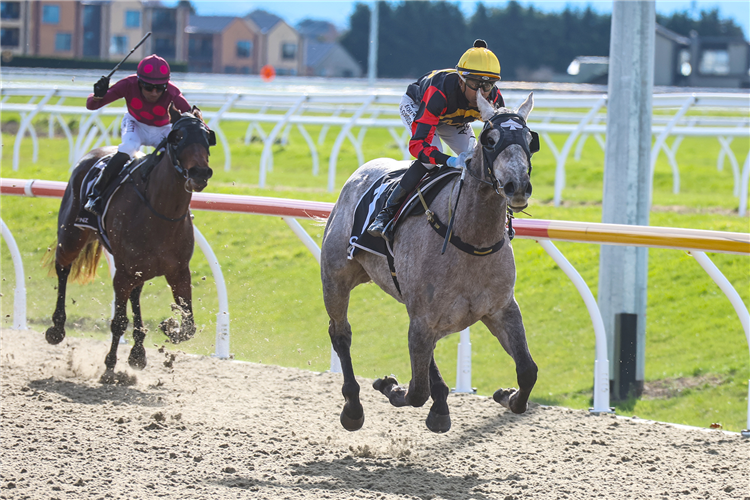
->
[45,326,66,345]
[128,346,147,370]
[426,411,451,433]
[372,375,398,393]
[340,409,365,432]
[493,388,516,409]
[99,370,116,385]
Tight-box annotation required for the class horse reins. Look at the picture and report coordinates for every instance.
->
[422,113,540,256]
[134,116,215,222]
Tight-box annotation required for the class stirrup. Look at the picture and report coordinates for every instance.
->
[84,196,102,216]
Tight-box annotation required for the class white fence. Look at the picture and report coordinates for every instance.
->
[2,178,748,433]
[2,85,748,213]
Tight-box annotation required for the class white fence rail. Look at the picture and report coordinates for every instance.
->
[2,178,748,432]
[2,86,748,212]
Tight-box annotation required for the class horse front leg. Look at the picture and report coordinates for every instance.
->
[374,320,433,411]
[426,356,451,433]
[160,267,195,344]
[45,262,71,344]
[101,276,131,384]
[127,285,147,370]
[482,299,538,414]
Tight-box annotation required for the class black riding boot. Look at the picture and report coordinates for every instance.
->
[84,151,130,216]
[367,160,428,241]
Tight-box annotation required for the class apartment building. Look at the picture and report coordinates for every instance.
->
[0,1,31,55]
[185,15,258,74]
[245,10,302,76]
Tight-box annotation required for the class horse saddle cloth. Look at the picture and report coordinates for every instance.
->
[348,165,461,259]
[73,153,146,252]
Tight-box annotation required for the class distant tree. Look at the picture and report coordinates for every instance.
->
[178,1,196,14]
[658,8,746,38]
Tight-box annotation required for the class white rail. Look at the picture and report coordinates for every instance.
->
[2,87,748,211]
[2,178,748,432]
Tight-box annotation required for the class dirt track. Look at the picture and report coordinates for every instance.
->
[1,328,748,500]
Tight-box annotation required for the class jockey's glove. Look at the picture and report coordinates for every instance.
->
[445,151,471,168]
[93,76,110,98]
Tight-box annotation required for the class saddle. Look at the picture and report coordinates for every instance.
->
[348,165,462,260]
[73,150,160,251]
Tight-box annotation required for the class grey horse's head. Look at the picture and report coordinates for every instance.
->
[475,92,537,211]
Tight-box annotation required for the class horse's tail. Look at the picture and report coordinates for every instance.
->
[42,237,103,285]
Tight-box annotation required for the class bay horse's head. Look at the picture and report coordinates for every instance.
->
[167,104,215,192]
[475,92,539,211]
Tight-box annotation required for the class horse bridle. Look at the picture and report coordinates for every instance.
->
[466,113,540,194]
[166,115,216,188]
[134,115,216,222]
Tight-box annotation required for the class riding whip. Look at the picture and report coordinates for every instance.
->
[441,163,467,255]
[106,31,151,78]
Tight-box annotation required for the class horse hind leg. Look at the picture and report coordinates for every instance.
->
[45,262,71,344]
[127,285,147,370]
[101,275,131,384]
[323,273,366,431]
[482,300,538,414]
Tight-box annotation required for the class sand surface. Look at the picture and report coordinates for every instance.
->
[1,328,748,499]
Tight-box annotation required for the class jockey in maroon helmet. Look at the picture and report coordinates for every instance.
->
[83,54,191,216]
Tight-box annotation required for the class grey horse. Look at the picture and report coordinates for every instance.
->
[321,92,538,433]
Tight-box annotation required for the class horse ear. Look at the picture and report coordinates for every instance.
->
[169,103,182,124]
[529,131,540,154]
[477,91,495,122]
[191,105,204,122]
[516,92,534,121]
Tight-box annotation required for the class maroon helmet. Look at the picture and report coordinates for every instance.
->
[137,54,170,84]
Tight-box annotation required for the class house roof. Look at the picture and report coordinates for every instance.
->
[246,10,281,34]
[304,40,336,66]
[297,19,336,39]
[186,15,235,34]
[655,24,690,46]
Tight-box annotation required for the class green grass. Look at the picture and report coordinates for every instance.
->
[1,113,749,432]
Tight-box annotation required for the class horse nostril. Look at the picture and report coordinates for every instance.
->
[503,182,515,197]
[525,182,532,196]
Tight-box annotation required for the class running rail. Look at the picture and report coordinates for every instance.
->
[2,178,748,432]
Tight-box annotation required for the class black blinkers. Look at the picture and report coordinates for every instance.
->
[167,116,216,157]
[479,113,539,175]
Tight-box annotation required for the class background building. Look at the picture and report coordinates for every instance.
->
[186,15,258,74]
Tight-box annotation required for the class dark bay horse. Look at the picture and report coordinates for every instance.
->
[321,92,538,433]
[45,105,214,382]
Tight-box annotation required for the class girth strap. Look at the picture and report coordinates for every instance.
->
[417,187,506,257]
[425,210,505,256]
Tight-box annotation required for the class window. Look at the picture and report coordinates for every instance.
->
[281,42,296,60]
[236,40,252,58]
[152,9,175,31]
[188,36,212,59]
[42,4,59,24]
[110,35,128,55]
[0,27,19,47]
[699,49,730,75]
[1,2,21,20]
[154,36,175,59]
[55,32,71,52]
[125,10,140,28]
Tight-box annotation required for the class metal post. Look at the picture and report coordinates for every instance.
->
[598,1,655,389]
[367,1,379,86]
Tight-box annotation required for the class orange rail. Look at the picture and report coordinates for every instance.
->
[2,178,748,255]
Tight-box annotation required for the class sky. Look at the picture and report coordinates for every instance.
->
[170,1,750,37]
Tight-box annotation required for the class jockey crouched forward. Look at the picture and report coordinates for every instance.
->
[367,39,505,241]
[83,54,191,216]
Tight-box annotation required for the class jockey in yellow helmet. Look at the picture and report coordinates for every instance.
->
[368,40,504,241]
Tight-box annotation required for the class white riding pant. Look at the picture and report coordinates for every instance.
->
[399,94,476,169]
[118,113,171,158]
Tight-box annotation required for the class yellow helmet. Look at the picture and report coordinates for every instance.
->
[456,39,501,81]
